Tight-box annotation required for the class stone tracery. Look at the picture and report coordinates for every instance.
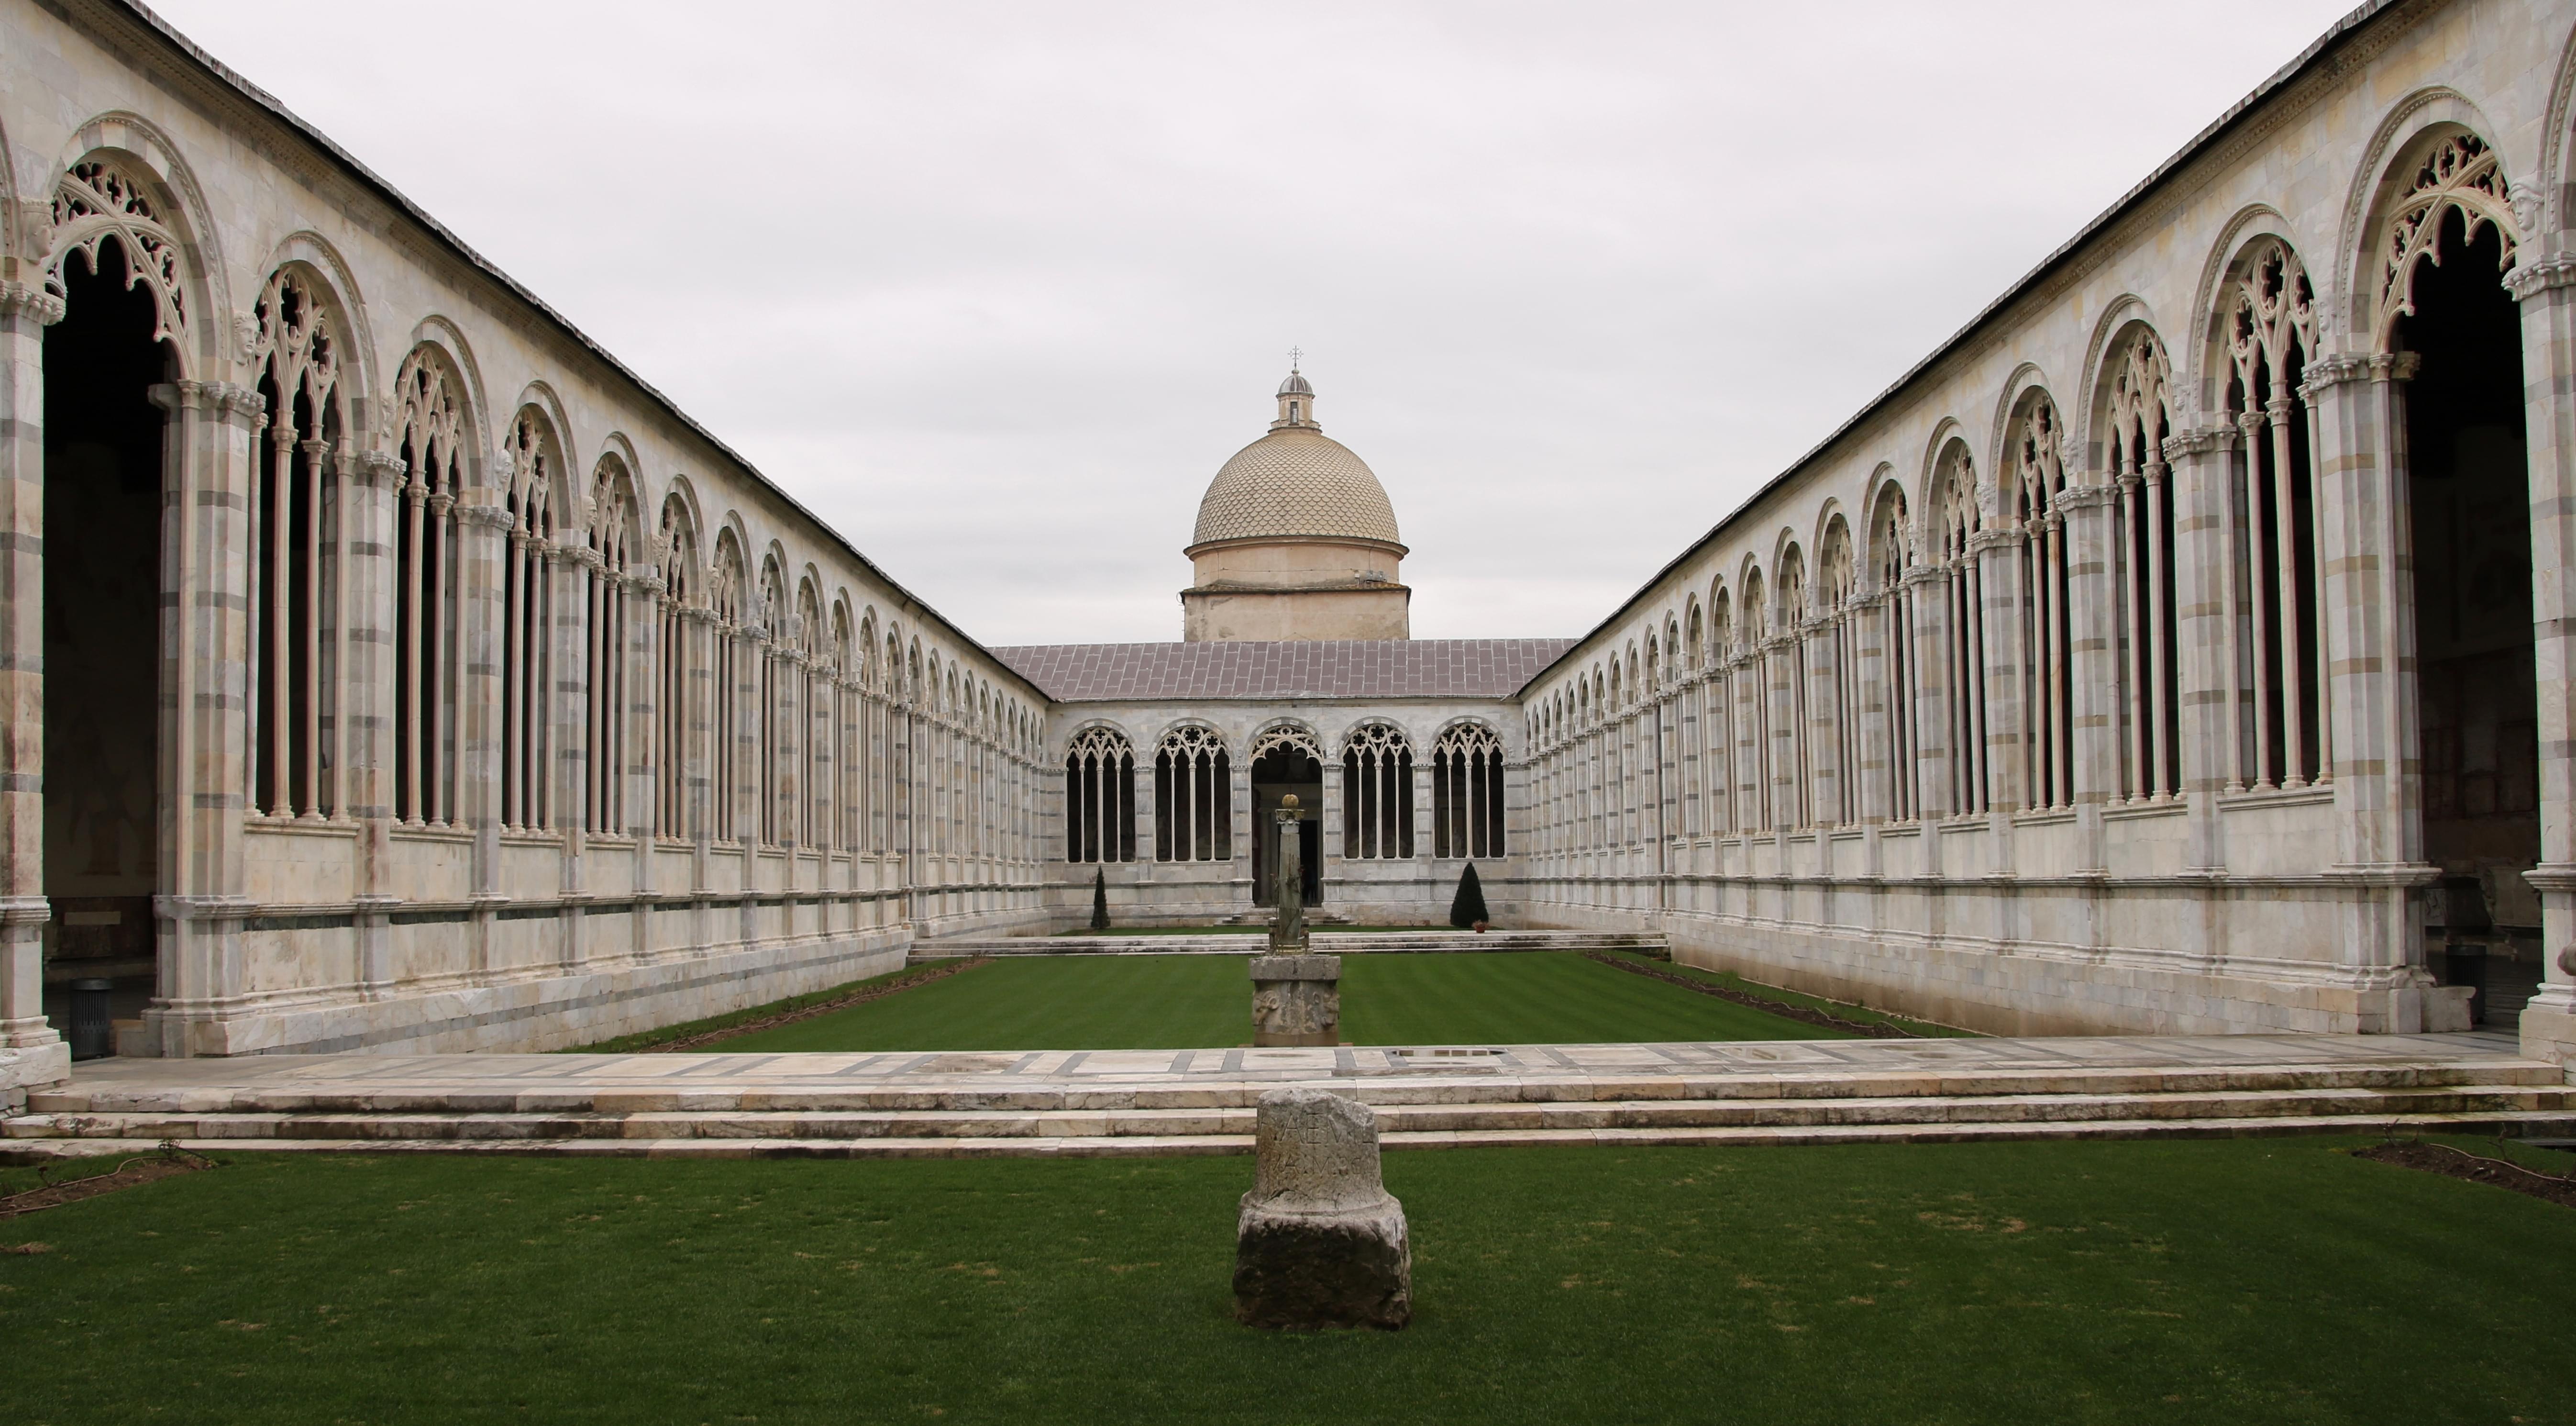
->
[47,159,186,344]
[247,267,343,823]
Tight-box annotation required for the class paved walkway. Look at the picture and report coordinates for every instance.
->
[38,1030,2542,1112]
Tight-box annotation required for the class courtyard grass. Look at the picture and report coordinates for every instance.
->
[701,951,1849,1052]
[1597,948,1978,1037]
[2,1136,2569,1424]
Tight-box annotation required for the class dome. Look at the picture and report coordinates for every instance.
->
[1192,426,1402,549]
[1276,370,1314,397]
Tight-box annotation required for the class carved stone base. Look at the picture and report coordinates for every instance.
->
[1233,1195,1413,1330]
[1250,953,1339,1047]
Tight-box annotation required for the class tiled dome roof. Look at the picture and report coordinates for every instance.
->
[1192,427,1401,548]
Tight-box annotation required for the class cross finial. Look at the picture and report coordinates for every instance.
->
[1287,345,1302,373]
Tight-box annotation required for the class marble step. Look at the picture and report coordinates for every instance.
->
[912,930,1671,958]
[13,1084,2572,1145]
[23,1058,2564,1119]
[9,1106,2576,1162]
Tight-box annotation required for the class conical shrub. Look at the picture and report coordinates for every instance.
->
[1448,862,1490,929]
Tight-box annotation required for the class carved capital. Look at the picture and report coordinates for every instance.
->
[355,449,405,488]
[2504,254,2576,301]
[2160,424,2236,459]
[455,501,515,530]
[2299,353,2377,390]
[0,280,65,325]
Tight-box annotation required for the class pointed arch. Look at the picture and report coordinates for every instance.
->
[244,261,353,822]
[2004,382,2078,810]
[1064,724,1137,865]
[1153,722,1232,863]
[390,341,470,828]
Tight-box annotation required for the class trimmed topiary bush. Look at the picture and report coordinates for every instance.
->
[1448,862,1490,930]
[1091,867,1111,930]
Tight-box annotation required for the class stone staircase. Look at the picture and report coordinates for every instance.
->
[7,1043,2569,1161]
[913,929,1671,958]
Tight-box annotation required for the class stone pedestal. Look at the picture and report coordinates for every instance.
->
[1250,954,1339,1047]
[1233,1087,1411,1330]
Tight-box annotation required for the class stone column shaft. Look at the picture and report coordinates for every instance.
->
[2509,257,2576,1064]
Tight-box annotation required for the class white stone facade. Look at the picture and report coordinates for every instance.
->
[1512,0,2576,1067]
[4,0,2576,1097]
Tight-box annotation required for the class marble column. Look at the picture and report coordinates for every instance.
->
[2508,255,2576,1065]
[0,282,66,1089]
[2304,350,2432,1030]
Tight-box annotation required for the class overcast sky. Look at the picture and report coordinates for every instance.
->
[153,0,2360,647]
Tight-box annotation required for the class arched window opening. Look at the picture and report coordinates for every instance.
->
[2104,335,2179,802]
[655,499,696,839]
[1711,589,1738,835]
[390,349,464,828]
[248,269,345,822]
[1869,489,1917,823]
[1740,572,1772,829]
[1433,724,1506,858]
[755,558,787,845]
[586,464,640,835]
[1064,727,1135,863]
[2395,175,2537,1027]
[43,207,176,1014]
[1931,446,1988,815]
[1341,723,1414,858]
[2010,395,2078,810]
[1775,545,1812,830]
[499,412,557,832]
[1250,726,1324,905]
[2223,238,2323,791]
[1154,725,1231,862]
[1816,522,1859,826]
[708,536,746,842]
[797,580,827,850]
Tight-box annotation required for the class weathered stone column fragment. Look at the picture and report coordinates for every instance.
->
[1233,1087,1411,1330]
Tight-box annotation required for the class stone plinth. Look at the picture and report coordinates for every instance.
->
[1233,1088,1411,1330]
[1250,954,1339,1047]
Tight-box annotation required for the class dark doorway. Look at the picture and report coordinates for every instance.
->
[42,239,168,1055]
[1249,743,1321,907]
[2401,207,2542,1028]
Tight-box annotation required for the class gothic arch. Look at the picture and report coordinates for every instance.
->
[1985,363,2056,481]
[659,474,709,570]
[2538,16,2576,236]
[1860,467,1907,587]
[591,432,645,520]
[400,316,489,467]
[509,383,577,503]
[1918,417,1977,511]
[44,112,228,376]
[1816,514,1856,607]
[1925,437,1980,563]
[2336,89,2523,347]
[2182,209,2303,414]
[257,234,377,416]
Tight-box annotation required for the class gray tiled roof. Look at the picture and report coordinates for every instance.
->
[992,639,1576,702]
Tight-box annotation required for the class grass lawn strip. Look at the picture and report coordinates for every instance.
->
[569,958,989,1054]
[1051,924,1440,937]
[3,1137,2571,1423]
[702,951,1855,1053]
[1598,948,1974,1037]
[1586,950,1912,1039]
[2355,1139,2576,1209]
[0,1145,215,1220]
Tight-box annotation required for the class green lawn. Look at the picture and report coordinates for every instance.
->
[706,951,1848,1052]
[2,1137,2568,1424]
